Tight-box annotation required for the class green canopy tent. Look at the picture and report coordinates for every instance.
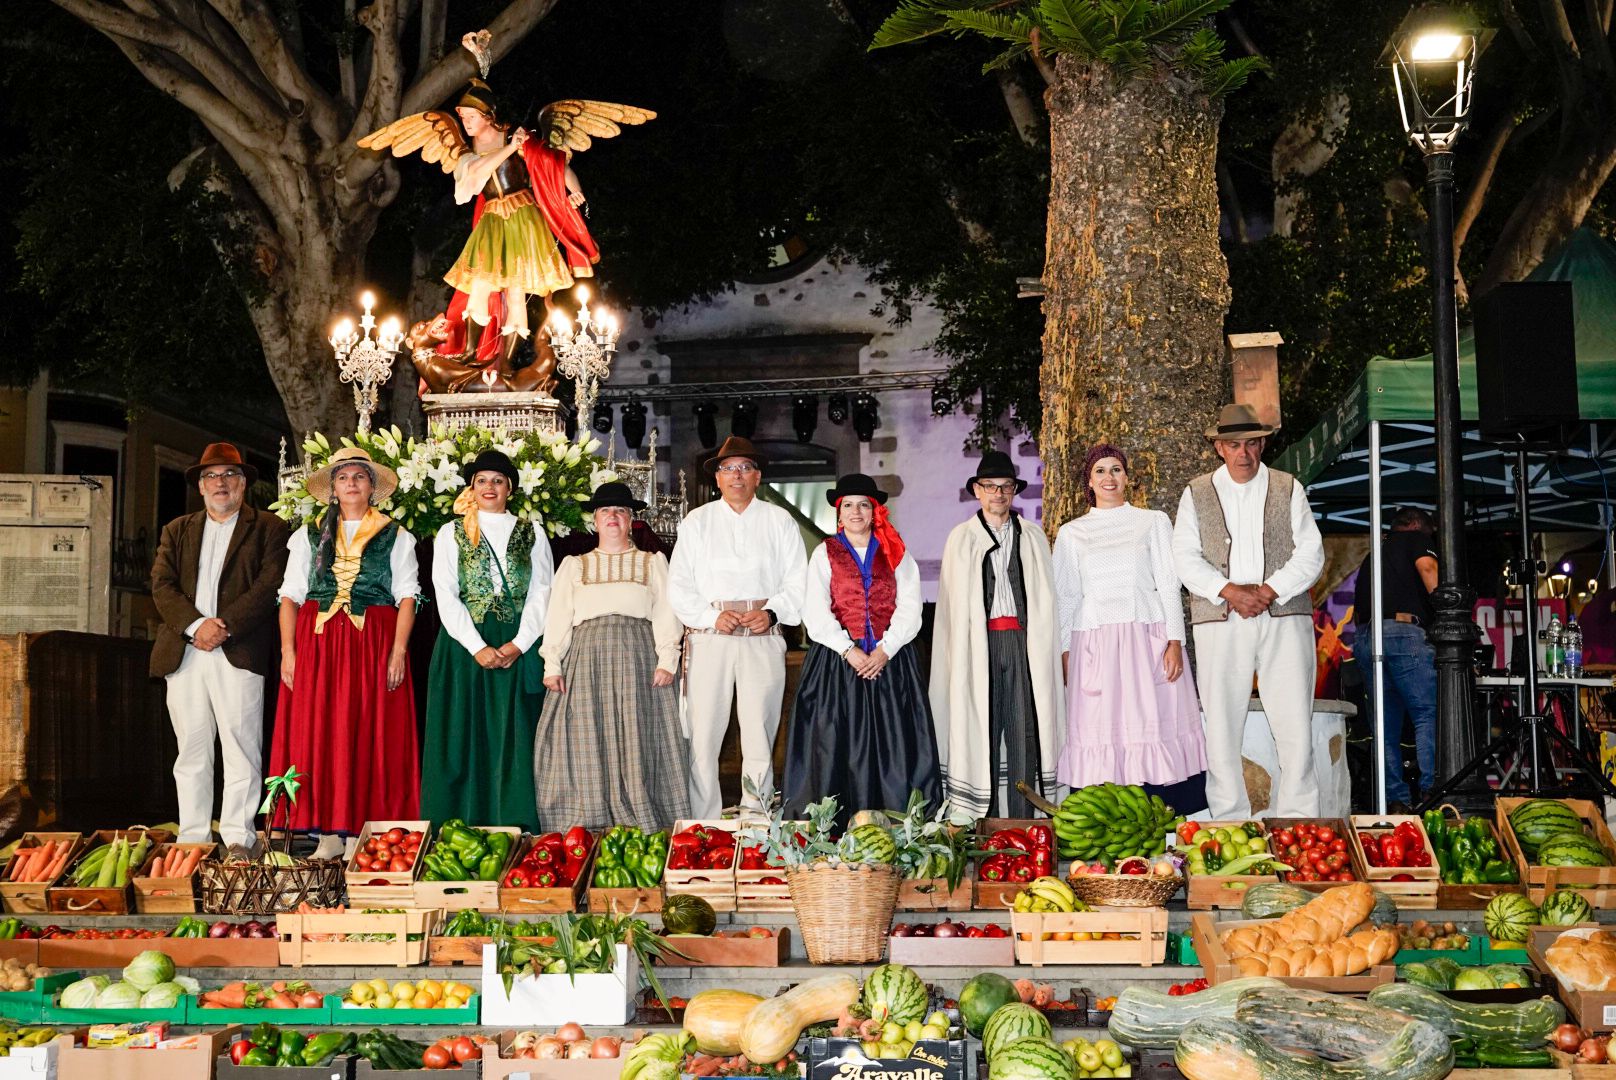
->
[1274,226,1616,533]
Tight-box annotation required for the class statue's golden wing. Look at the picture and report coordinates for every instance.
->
[535,100,657,154]
[356,111,468,173]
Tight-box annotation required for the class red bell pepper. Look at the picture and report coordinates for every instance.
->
[1381,835,1406,866]
[979,854,1010,881]
[669,833,704,853]
[563,826,592,861]
[531,868,558,888]
[1007,859,1036,882]
[1359,833,1381,866]
[503,867,529,888]
[988,829,1030,852]
[740,846,768,870]
[682,825,717,847]
[705,847,735,869]
[758,876,785,885]
[1031,848,1054,878]
[667,848,693,870]
[230,1040,256,1065]
[1026,824,1054,850]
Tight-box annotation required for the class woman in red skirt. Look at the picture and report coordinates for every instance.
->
[271,447,420,859]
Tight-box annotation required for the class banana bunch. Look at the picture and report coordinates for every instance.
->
[1012,876,1090,913]
[621,1031,694,1080]
[1054,783,1183,864]
[0,1025,57,1056]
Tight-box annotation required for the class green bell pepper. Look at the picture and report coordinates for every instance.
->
[1482,858,1518,883]
[1459,866,1483,885]
[240,1047,277,1067]
[600,826,627,866]
[487,831,513,861]
[623,832,646,868]
[277,1030,307,1066]
[454,836,489,869]
[477,851,504,880]
[429,851,470,881]
[596,866,626,888]
[635,844,665,887]
[647,830,669,855]
[302,1032,353,1067]
[249,1022,280,1050]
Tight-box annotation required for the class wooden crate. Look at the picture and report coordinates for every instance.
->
[734,867,792,913]
[1348,815,1440,881]
[898,875,974,911]
[499,835,594,914]
[1011,907,1169,966]
[412,825,520,912]
[132,841,215,913]
[1180,820,1282,910]
[276,907,438,967]
[974,817,1052,909]
[47,828,174,915]
[889,932,1014,967]
[1188,913,1395,991]
[0,833,83,914]
[587,885,662,914]
[428,933,555,965]
[1452,1048,1574,1080]
[344,819,429,889]
[664,819,737,912]
[654,928,790,967]
[1496,798,1616,906]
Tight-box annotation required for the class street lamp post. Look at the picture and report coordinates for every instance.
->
[1384,7,1492,795]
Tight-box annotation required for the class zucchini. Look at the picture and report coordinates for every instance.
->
[1366,983,1566,1049]
[1475,1046,1554,1068]
[1108,976,1288,1048]
[1234,987,1413,1058]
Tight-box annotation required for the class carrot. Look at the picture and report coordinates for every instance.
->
[178,848,203,877]
[41,844,71,883]
[157,848,173,877]
[18,848,44,883]
[211,982,247,1009]
[6,850,30,882]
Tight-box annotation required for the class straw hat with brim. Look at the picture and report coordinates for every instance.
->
[185,442,258,485]
[703,435,768,474]
[966,450,1028,494]
[1204,403,1276,441]
[825,473,888,506]
[306,447,399,502]
[582,480,647,512]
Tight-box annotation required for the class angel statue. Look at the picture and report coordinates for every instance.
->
[359,31,654,395]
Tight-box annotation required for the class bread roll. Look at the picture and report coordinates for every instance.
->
[1219,882,1375,960]
[1545,930,1616,991]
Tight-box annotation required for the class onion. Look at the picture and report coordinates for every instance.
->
[1553,1025,1586,1052]
[568,1040,593,1059]
[590,1037,622,1059]
[556,1022,586,1043]
[535,1036,567,1059]
[891,924,911,938]
[208,921,231,939]
[933,921,959,939]
[1579,1039,1608,1065]
[242,921,263,937]
[226,926,244,939]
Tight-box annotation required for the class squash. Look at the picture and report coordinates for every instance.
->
[1366,983,1567,1049]
[683,989,764,1055]
[1176,1010,1451,1080]
[1233,987,1421,1058]
[740,974,861,1064]
[1107,977,1287,1049]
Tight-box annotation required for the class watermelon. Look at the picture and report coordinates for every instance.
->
[1509,801,1584,855]
[960,973,1020,1037]
[661,894,718,936]
[1536,834,1610,867]
[1453,968,1495,991]
[988,1037,1075,1080]
[983,1003,1054,1063]
[1483,893,1539,942]
[1539,889,1594,925]
[848,824,897,864]
[862,963,927,1026]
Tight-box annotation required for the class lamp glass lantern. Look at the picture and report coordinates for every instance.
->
[1382,6,1491,154]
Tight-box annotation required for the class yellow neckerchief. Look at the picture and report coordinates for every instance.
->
[453,486,481,548]
[314,506,391,634]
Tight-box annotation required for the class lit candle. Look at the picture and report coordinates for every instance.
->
[380,316,401,342]
[360,291,376,313]
[575,284,590,304]
[331,318,354,345]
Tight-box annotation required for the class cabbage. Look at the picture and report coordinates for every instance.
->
[138,982,183,1009]
[172,975,201,995]
[59,976,110,1009]
[122,950,175,992]
[95,981,142,1009]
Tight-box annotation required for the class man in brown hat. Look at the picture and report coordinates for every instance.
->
[1172,404,1324,819]
[150,443,290,859]
[667,436,807,816]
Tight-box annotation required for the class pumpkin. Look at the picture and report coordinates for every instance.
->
[1367,983,1567,1049]
[1176,1005,1451,1080]
[683,989,764,1055]
[740,975,861,1064]
[1107,977,1287,1049]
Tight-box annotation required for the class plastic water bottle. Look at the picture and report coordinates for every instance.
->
[1544,612,1565,676]
[1565,618,1584,678]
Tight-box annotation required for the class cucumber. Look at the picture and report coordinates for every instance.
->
[1475,1046,1553,1068]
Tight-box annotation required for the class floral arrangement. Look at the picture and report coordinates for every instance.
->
[272,425,614,538]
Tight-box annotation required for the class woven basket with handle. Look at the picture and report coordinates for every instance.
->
[1064,871,1183,907]
[787,861,901,963]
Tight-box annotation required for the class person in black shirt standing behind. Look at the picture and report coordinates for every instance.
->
[1353,507,1439,811]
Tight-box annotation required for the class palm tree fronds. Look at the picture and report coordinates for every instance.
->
[982,42,1035,73]
[945,9,1037,45]
[1202,55,1268,97]
[1037,0,1106,57]
[1141,0,1238,42]
[870,0,1025,49]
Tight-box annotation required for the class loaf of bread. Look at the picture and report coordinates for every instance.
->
[1221,882,1375,960]
[1230,927,1398,978]
[1545,929,1616,991]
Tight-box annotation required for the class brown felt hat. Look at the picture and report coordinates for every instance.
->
[1204,403,1276,442]
[186,443,258,485]
[703,435,767,474]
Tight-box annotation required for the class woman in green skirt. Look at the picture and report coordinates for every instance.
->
[422,449,552,830]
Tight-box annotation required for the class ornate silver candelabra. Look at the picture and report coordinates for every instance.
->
[545,285,619,432]
[330,291,405,433]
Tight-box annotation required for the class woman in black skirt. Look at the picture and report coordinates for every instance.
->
[783,474,941,826]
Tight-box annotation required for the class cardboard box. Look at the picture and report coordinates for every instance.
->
[53,1026,238,1080]
[414,826,521,912]
[277,908,438,967]
[479,942,636,1026]
[655,928,789,967]
[481,1031,634,1080]
[1012,907,1169,966]
[808,1037,966,1080]
[499,835,594,915]
[0,835,84,915]
[354,1060,481,1080]
[1528,925,1616,1032]
[1188,913,1395,990]
[132,843,215,914]
[47,829,175,916]
[0,943,39,967]
[888,933,1013,968]
[0,1039,56,1079]
[1496,798,1616,906]
[217,1051,352,1080]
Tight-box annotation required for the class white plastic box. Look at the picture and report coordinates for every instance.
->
[478,942,637,1026]
[0,1041,55,1080]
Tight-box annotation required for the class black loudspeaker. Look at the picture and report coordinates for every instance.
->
[1473,281,1578,443]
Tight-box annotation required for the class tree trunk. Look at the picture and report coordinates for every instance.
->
[1039,57,1230,530]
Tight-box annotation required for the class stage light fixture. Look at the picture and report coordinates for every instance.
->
[931,383,953,416]
[793,395,818,443]
[852,393,879,443]
[591,401,614,434]
[693,402,718,449]
[731,398,758,439]
[827,393,849,424]
[621,398,647,451]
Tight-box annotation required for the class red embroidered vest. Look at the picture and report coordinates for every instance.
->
[825,538,896,644]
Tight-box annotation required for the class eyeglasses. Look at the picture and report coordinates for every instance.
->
[201,470,244,483]
[716,463,758,475]
[975,481,1017,494]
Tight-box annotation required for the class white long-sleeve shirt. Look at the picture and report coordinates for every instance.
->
[431,513,553,655]
[666,498,807,629]
[185,512,238,638]
[800,541,923,657]
[1171,464,1324,608]
[1052,504,1186,642]
[278,520,419,605]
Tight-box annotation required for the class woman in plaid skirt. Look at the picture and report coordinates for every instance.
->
[535,481,690,832]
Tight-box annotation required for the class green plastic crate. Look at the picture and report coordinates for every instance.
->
[1394,939,1483,965]
[186,993,332,1024]
[1480,939,1529,964]
[0,972,78,1022]
[1167,932,1198,966]
[324,992,479,1026]
[43,999,189,1024]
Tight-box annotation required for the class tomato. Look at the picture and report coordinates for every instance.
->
[452,1036,478,1064]
[389,856,411,872]
[422,1044,452,1069]
[1299,836,1315,850]
[1273,828,1294,847]
[1328,838,1347,853]
[1331,870,1354,881]
[1324,852,1346,870]
[230,1040,255,1064]
[1316,826,1336,844]
[385,827,406,845]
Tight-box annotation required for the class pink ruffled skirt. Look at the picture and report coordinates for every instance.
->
[1056,621,1208,789]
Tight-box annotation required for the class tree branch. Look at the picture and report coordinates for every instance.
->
[341,0,359,107]
[1497,0,1541,58]
[1537,0,1585,104]
[995,67,1043,148]
[1217,160,1248,244]
[1453,100,1522,256]
[95,29,279,156]
[1575,0,1614,75]
[397,0,560,117]
[1027,26,1056,86]
[415,0,447,82]
[202,0,345,143]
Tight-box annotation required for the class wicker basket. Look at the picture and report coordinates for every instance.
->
[1065,872,1183,908]
[197,857,344,915]
[787,862,901,964]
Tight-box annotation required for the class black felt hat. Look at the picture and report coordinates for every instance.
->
[582,480,647,512]
[967,450,1027,494]
[461,449,519,486]
[824,473,888,506]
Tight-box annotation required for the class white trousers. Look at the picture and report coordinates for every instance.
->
[685,634,786,818]
[1193,612,1318,819]
[165,646,265,848]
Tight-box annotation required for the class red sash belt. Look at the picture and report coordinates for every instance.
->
[987,616,1023,631]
